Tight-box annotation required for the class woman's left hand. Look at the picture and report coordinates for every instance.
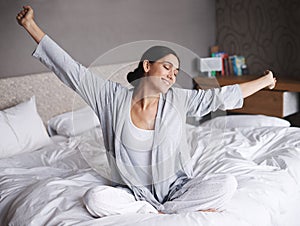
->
[264,70,276,89]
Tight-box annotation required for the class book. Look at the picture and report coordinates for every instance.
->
[209,46,247,76]
[229,55,245,76]
[210,46,219,77]
[212,51,227,76]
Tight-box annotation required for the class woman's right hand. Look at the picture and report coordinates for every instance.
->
[16,6,34,27]
[16,6,45,44]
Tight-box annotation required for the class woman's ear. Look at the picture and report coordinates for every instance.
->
[143,60,151,73]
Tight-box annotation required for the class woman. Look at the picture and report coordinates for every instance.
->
[17,6,276,216]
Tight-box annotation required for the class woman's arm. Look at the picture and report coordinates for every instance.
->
[16,6,120,115]
[239,70,276,98]
[184,70,276,117]
[16,6,45,44]
[16,5,87,93]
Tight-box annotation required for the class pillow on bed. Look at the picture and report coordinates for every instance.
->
[0,96,51,158]
[47,106,100,137]
[200,114,291,129]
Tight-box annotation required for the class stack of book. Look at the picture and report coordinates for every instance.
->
[210,46,248,76]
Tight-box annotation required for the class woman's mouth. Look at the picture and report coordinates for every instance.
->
[161,78,170,86]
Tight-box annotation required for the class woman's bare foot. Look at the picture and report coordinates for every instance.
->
[157,209,218,214]
[199,208,217,212]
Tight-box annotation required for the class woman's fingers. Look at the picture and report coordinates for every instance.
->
[269,76,276,89]
[21,10,27,15]
[265,70,273,77]
[16,5,34,26]
[17,5,32,17]
[23,5,32,10]
[17,13,22,21]
[263,69,276,89]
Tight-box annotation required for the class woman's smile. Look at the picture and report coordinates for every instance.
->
[161,77,171,86]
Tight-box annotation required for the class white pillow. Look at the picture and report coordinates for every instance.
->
[0,96,51,158]
[47,106,100,137]
[200,114,291,129]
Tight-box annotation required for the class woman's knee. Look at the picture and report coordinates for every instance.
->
[82,186,107,217]
[83,185,135,217]
[83,186,158,217]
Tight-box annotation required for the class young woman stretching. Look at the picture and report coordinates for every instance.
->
[17,6,276,216]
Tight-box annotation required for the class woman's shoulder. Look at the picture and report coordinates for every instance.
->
[169,87,195,95]
[164,87,192,102]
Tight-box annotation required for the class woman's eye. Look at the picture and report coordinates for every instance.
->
[164,65,170,70]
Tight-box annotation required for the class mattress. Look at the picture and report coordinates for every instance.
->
[1,125,300,226]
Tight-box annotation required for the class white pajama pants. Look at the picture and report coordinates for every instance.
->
[83,174,237,217]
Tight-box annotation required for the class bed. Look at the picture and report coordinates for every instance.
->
[1,65,300,226]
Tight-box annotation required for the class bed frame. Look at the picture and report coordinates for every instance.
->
[0,63,136,124]
[0,72,86,124]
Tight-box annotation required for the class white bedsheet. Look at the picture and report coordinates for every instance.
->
[1,126,300,226]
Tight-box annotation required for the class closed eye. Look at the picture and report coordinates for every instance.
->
[164,65,178,77]
[164,65,170,70]
[157,61,179,77]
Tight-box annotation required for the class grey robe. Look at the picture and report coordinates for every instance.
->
[33,35,243,211]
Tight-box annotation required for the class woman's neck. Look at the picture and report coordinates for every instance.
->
[132,84,160,110]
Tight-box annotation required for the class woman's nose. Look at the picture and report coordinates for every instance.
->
[167,70,176,80]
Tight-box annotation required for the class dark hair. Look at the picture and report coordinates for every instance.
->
[127,46,180,87]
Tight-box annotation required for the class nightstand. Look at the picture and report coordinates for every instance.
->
[193,75,300,118]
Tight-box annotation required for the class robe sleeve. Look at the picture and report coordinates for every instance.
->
[32,35,121,113]
[178,85,244,117]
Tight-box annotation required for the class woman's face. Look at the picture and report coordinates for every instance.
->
[143,54,179,93]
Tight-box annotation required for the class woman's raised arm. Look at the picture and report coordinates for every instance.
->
[16,5,120,114]
[239,70,277,98]
[16,6,45,44]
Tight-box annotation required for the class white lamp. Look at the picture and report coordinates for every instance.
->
[198,57,222,77]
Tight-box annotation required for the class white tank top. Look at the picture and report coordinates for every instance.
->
[121,111,154,189]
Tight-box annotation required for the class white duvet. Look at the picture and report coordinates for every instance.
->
[1,125,300,226]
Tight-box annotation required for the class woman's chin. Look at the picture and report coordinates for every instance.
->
[160,86,170,94]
